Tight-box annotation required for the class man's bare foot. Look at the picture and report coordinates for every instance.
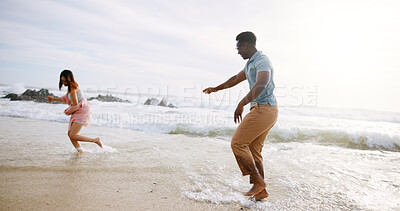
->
[253,189,269,201]
[76,147,83,153]
[94,137,103,148]
[245,181,266,196]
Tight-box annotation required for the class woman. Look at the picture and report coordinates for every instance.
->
[47,70,102,152]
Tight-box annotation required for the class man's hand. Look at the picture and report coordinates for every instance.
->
[234,102,244,124]
[203,87,217,94]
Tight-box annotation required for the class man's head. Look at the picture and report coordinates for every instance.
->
[236,31,257,59]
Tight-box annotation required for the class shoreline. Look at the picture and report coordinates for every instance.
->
[0,116,243,210]
[1,115,400,210]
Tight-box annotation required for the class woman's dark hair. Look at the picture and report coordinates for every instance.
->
[236,31,257,46]
[59,69,79,92]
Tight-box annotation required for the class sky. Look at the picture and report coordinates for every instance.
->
[0,0,399,112]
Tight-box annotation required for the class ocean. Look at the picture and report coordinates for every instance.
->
[0,84,399,210]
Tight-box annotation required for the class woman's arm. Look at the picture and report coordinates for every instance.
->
[69,89,79,106]
[47,96,63,102]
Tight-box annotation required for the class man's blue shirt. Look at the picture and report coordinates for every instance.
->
[243,51,277,106]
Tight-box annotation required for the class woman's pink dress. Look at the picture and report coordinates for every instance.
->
[60,92,91,131]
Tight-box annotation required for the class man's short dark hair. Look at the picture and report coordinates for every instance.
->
[236,31,256,46]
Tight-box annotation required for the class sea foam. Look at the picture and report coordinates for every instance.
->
[1,85,400,152]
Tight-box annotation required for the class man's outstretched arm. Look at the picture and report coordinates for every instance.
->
[203,71,246,94]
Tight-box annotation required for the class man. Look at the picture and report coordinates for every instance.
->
[203,31,278,200]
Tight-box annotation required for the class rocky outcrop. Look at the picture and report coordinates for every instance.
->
[88,95,131,103]
[144,98,159,106]
[144,97,177,108]
[3,89,58,103]
[2,89,177,108]
[3,93,20,101]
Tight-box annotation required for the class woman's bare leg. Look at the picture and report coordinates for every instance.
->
[68,127,82,152]
[68,123,102,150]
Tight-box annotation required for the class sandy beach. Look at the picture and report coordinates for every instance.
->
[0,116,243,210]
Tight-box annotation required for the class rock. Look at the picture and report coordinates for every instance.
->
[167,103,177,108]
[158,98,167,106]
[3,89,58,103]
[3,93,21,101]
[144,97,177,108]
[88,95,131,103]
[144,98,159,106]
[21,89,55,102]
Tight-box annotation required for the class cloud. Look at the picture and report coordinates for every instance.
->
[0,0,247,86]
[1,0,400,111]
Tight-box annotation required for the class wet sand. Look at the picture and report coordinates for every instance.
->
[1,167,241,210]
[2,116,399,210]
[0,116,242,211]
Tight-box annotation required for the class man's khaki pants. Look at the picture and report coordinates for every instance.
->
[231,103,278,183]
